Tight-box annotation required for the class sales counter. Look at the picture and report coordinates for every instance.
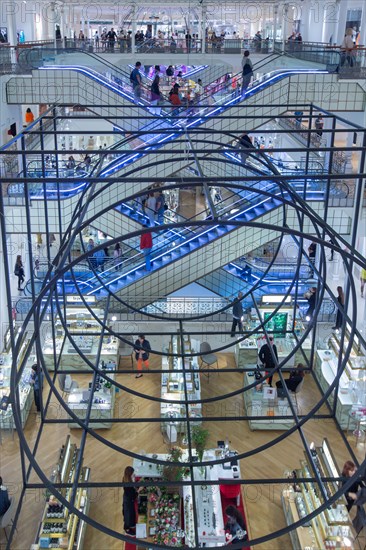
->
[243,370,297,430]
[235,335,311,369]
[133,448,241,547]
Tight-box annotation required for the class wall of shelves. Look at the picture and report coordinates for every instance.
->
[282,439,354,550]
[33,435,90,550]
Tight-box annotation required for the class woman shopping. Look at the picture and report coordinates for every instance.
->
[122,466,138,534]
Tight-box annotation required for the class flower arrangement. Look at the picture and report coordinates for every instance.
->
[152,492,183,547]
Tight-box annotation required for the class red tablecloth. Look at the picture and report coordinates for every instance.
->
[220,483,241,499]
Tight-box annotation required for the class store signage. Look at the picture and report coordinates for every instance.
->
[66,296,96,304]
[261,295,291,304]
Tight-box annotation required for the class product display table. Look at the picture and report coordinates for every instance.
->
[42,336,118,371]
[243,370,297,430]
[67,366,116,429]
[161,337,202,439]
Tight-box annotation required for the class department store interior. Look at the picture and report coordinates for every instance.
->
[1,1,366,549]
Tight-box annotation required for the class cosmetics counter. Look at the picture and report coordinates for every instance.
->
[33,436,90,550]
[67,360,116,429]
[243,370,297,430]
[282,439,354,550]
[235,307,311,368]
[42,309,118,371]
[314,325,366,430]
[133,447,241,547]
[0,325,34,430]
[161,335,201,440]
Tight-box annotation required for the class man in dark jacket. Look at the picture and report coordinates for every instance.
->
[230,292,244,337]
[238,133,255,166]
[258,336,278,387]
[134,334,151,378]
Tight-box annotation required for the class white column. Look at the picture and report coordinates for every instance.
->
[6,0,18,46]
[47,2,56,42]
[131,4,136,54]
[201,5,206,53]
[273,5,278,43]
[282,4,289,51]
[322,0,341,44]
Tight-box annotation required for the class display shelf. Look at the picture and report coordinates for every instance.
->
[243,370,297,430]
[161,335,201,439]
[34,436,90,550]
[0,338,34,430]
[67,362,116,429]
[282,438,355,550]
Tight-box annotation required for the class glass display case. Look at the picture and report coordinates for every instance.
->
[42,308,118,371]
[161,335,201,439]
[282,439,354,550]
[34,435,90,550]
[0,333,34,430]
[243,370,297,430]
[235,308,311,369]
[67,361,116,429]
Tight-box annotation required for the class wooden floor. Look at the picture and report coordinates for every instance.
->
[1,352,365,549]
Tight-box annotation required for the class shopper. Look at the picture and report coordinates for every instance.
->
[134,334,151,378]
[140,231,153,271]
[30,363,43,413]
[258,335,278,387]
[238,133,254,166]
[67,155,76,170]
[305,287,317,319]
[169,84,182,110]
[155,189,166,224]
[150,74,162,115]
[241,50,253,94]
[341,461,363,512]
[14,255,25,291]
[361,267,366,297]
[276,363,305,391]
[122,466,138,534]
[84,154,92,170]
[107,28,117,51]
[145,192,156,226]
[0,476,11,516]
[224,505,247,542]
[166,65,174,77]
[113,243,123,270]
[25,107,34,125]
[333,286,345,330]
[130,61,142,99]
[340,28,355,67]
[230,292,244,337]
[314,113,324,137]
[308,241,317,276]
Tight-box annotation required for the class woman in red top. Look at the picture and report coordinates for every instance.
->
[169,84,182,112]
[140,232,153,271]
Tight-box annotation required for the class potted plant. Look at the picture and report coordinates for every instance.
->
[161,447,189,490]
[191,425,209,462]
